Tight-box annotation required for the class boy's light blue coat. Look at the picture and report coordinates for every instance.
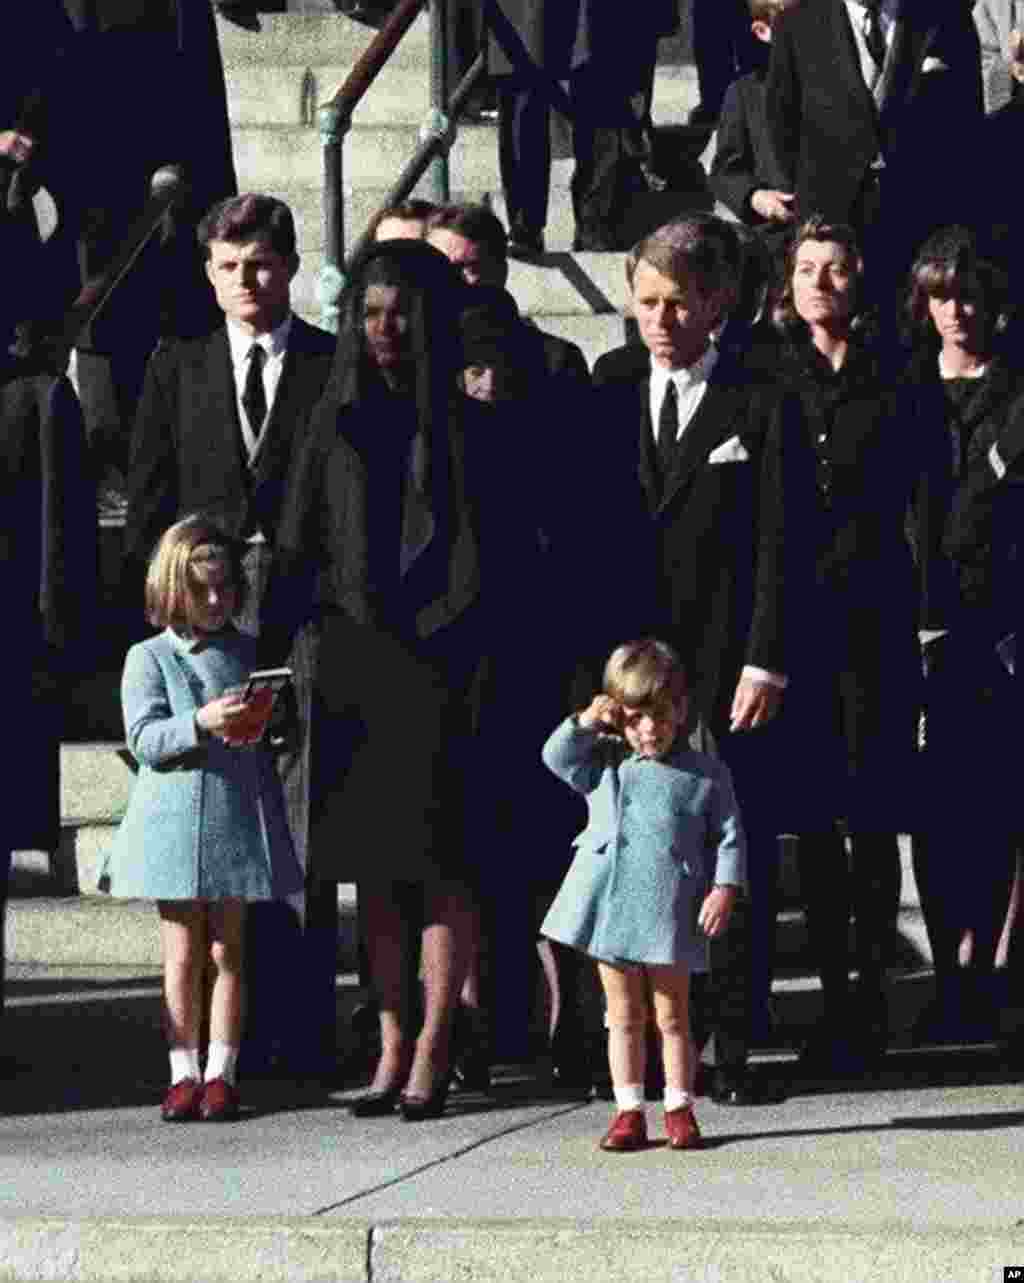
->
[540,716,746,969]
[104,628,301,901]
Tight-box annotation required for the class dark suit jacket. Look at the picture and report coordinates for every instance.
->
[125,314,336,575]
[591,342,787,733]
[765,0,982,226]
[709,69,787,227]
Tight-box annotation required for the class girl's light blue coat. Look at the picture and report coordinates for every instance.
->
[104,628,301,901]
[540,716,746,969]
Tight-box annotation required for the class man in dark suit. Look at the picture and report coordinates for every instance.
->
[125,193,334,613]
[484,0,679,252]
[765,0,982,285]
[125,192,336,1077]
[591,215,789,1104]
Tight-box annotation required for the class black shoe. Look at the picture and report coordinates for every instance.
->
[399,1070,453,1122]
[709,1068,774,1106]
[686,103,719,129]
[451,1004,492,1093]
[347,1085,403,1117]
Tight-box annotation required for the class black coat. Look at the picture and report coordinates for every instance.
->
[901,349,1024,645]
[765,0,982,228]
[124,316,337,583]
[709,69,788,228]
[767,333,922,827]
[591,341,787,734]
[1,358,97,850]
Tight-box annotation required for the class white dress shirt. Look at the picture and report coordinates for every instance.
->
[845,0,895,92]
[648,344,718,441]
[226,313,293,464]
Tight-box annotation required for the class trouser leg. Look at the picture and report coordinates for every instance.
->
[497,78,550,238]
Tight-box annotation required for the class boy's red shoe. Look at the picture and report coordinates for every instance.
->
[599,1109,647,1151]
[664,1104,702,1150]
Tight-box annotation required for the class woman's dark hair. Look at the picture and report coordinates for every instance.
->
[904,225,1012,348]
[773,214,866,335]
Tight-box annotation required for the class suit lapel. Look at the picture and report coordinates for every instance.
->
[251,317,310,487]
[633,374,661,512]
[832,0,879,122]
[655,365,750,516]
[202,329,247,479]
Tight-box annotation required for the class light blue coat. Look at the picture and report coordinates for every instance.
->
[104,628,301,901]
[540,717,746,969]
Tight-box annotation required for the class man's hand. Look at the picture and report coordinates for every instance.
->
[729,675,782,731]
[1009,29,1024,83]
[0,130,36,164]
[750,189,796,222]
[577,694,623,734]
[698,885,738,938]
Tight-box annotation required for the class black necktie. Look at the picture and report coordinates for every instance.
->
[861,0,886,72]
[656,379,679,478]
[242,343,267,439]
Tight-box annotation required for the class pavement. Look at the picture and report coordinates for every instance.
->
[2,962,1024,1283]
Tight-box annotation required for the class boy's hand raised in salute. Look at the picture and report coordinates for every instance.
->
[577,694,623,734]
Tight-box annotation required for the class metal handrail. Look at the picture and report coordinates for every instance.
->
[316,0,485,331]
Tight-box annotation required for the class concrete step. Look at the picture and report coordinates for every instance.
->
[7,888,359,969]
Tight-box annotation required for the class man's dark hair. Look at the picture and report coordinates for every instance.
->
[427,203,508,263]
[367,198,439,240]
[198,193,297,260]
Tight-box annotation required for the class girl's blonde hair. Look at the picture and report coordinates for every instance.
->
[144,516,247,632]
[603,638,688,708]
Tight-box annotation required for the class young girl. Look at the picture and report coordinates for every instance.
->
[104,517,302,1122]
[541,639,746,1152]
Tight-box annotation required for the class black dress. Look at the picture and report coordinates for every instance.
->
[269,242,482,888]
[771,332,922,1038]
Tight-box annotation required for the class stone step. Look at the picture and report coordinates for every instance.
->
[7,888,359,970]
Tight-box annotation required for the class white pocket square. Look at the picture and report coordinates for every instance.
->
[707,435,750,465]
[921,56,949,73]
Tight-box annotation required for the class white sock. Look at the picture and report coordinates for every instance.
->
[169,1047,201,1085]
[613,1084,645,1111]
[664,1088,693,1112]
[204,1041,239,1086]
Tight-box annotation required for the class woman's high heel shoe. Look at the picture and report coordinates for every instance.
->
[398,1068,453,1122]
[347,1084,403,1117]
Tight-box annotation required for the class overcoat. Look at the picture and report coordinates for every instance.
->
[1,359,96,852]
[104,627,301,901]
[540,716,746,969]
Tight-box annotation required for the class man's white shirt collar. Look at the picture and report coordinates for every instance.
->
[648,344,718,441]
[226,312,293,365]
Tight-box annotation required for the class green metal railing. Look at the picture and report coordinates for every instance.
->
[316,0,485,331]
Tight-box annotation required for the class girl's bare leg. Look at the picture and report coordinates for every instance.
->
[158,901,206,1065]
[207,899,246,1048]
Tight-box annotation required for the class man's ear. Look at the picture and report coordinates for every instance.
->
[204,257,216,287]
[751,19,772,44]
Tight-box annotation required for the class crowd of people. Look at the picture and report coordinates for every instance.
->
[1,1,1022,1145]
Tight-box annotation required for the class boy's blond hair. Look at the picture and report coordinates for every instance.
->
[144,515,248,633]
[603,638,688,709]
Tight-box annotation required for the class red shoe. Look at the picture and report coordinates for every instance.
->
[199,1077,240,1122]
[599,1109,647,1152]
[664,1105,702,1150]
[161,1077,202,1123]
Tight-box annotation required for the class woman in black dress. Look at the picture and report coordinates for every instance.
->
[272,241,483,1120]
[899,227,1023,1044]
[769,216,920,1067]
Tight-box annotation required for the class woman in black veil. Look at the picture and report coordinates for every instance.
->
[271,241,482,1120]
